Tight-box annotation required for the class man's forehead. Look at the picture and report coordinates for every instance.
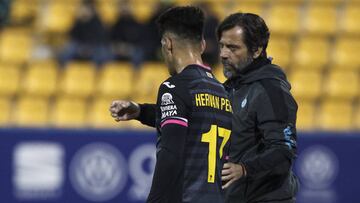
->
[219,26,244,44]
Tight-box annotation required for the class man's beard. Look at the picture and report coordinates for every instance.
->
[223,56,253,79]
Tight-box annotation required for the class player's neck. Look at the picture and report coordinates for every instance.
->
[174,51,203,74]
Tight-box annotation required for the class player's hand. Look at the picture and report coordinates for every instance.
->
[109,100,140,122]
[221,163,245,189]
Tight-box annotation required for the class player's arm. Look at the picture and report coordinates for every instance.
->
[109,101,157,127]
[147,124,187,202]
[147,84,189,202]
[137,103,157,127]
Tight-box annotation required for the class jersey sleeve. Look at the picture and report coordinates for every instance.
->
[157,81,190,129]
[136,103,156,127]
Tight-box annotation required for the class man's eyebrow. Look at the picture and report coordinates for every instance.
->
[227,44,240,48]
[220,42,241,48]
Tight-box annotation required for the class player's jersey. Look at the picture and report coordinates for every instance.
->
[155,64,232,203]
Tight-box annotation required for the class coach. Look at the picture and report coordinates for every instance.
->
[218,13,299,203]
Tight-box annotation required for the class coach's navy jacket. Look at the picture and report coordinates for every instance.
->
[223,57,299,203]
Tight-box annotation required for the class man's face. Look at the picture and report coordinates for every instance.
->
[219,26,253,79]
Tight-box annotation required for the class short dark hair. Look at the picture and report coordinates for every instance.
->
[157,6,205,42]
[217,13,270,57]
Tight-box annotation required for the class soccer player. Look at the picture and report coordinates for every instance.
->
[110,6,232,203]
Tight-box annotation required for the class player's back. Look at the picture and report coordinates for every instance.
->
[156,64,232,203]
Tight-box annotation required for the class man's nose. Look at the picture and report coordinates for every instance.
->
[220,49,229,60]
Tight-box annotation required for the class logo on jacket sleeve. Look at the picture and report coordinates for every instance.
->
[161,93,174,105]
[241,98,247,108]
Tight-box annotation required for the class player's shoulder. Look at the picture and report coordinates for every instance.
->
[158,76,191,102]
[160,75,188,91]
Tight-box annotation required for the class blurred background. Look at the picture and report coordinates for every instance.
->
[0,0,359,203]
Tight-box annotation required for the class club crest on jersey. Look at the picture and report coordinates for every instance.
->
[163,82,175,89]
[161,93,174,105]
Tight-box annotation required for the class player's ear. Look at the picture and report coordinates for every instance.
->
[253,47,263,59]
[164,37,173,53]
[161,36,172,52]
[200,38,206,54]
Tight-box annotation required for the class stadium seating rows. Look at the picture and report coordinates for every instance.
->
[1,0,360,131]
[7,0,360,34]
[0,61,359,130]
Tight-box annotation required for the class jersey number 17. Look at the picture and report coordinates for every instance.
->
[201,125,231,183]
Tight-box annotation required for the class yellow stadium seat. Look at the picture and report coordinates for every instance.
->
[13,96,49,127]
[22,60,58,97]
[332,38,360,69]
[340,5,360,35]
[176,0,217,6]
[130,0,157,23]
[173,0,187,4]
[355,103,360,129]
[133,63,169,103]
[307,0,342,4]
[51,97,87,128]
[96,63,134,98]
[317,100,353,130]
[38,0,78,33]
[10,0,38,24]
[303,4,337,35]
[59,62,96,98]
[268,0,303,3]
[209,1,264,20]
[292,36,330,68]
[266,4,300,35]
[289,69,322,101]
[267,37,291,69]
[131,94,157,104]
[88,97,120,128]
[324,70,359,100]
[0,97,11,126]
[233,2,264,16]
[127,119,154,131]
[0,64,21,97]
[296,100,316,131]
[209,1,227,19]
[237,0,268,3]
[0,29,32,64]
[96,0,118,26]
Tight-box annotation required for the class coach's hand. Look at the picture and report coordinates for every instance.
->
[109,100,140,122]
[222,163,246,189]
